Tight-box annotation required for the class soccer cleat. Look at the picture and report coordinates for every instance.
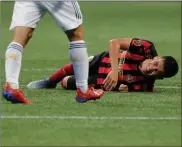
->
[75,86,104,103]
[27,78,56,89]
[2,83,32,104]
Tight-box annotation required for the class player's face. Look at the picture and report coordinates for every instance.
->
[141,56,165,77]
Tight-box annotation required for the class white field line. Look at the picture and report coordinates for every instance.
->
[0,115,181,120]
[21,68,57,72]
[155,86,181,89]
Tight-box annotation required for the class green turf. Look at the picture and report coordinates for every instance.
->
[0,2,181,146]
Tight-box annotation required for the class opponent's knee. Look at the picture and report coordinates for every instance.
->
[66,25,84,41]
[13,27,34,47]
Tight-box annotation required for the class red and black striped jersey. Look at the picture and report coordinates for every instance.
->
[97,38,158,92]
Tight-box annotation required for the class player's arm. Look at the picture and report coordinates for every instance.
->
[103,38,134,91]
[108,38,133,72]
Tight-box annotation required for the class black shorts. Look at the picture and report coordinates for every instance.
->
[88,53,101,75]
[65,53,104,90]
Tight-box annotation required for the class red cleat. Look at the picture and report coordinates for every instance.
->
[2,83,32,104]
[75,86,104,103]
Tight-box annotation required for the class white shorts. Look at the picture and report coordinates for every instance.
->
[10,1,83,31]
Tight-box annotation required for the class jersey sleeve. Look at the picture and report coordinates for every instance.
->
[128,38,158,58]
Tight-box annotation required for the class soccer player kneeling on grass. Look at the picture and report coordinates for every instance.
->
[27,38,179,92]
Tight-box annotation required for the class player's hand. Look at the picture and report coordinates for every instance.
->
[118,84,128,92]
[103,70,118,91]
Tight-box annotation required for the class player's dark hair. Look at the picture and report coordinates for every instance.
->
[162,56,179,78]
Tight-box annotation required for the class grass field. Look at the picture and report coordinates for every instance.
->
[0,2,181,146]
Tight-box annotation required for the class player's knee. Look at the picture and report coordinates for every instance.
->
[66,25,84,41]
[72,30,84,41]
[60,76,71,89]
[13,27,34,47]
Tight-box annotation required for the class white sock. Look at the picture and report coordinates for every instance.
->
[5,42,23,89]
[69,40,88,93]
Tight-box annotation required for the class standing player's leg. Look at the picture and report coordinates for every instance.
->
[44,1,104,102]
[66,23,104,102]
[66,25,89,94]
[3,2,45,104]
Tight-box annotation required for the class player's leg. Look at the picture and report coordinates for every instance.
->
[66,25,89,94]
[27,56,95,89]
[27,63,74,89]
[3,2,45,104]
[45,1,104,102]
[67,24,104,102]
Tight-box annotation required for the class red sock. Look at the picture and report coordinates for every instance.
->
[49,64,73,83]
